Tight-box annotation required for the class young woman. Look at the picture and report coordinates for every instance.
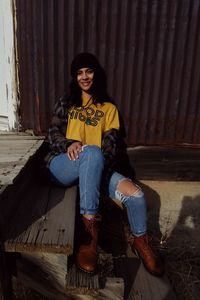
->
[45,53,163,276]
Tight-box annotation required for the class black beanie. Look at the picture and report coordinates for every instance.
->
[70,52,100,77]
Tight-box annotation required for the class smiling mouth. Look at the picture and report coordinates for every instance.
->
[81,82,91,86]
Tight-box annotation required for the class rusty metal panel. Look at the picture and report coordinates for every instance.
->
[15,0,200,146]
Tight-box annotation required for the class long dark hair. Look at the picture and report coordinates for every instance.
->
[64,54,113,108]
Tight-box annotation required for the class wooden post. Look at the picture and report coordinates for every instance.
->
[0,252,3,299]
[0,246,12,300]
[15,252,69,299]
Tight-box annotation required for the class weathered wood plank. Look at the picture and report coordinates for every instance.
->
[15,254,123,299]
[0,132,43,139]
[15,253,71,300]
[97,277,124,300]
[114,257,177,300]
[1,134,77,254]
[70,278,124,300]
[129,263,177,300]
[22,253,68,290]
[3,181,49,248]
[4,183,77,254]
[126,146,200,181]
[0,135,44,185]
[41,185,77,247]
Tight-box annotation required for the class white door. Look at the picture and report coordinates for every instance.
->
[0,0,17,131]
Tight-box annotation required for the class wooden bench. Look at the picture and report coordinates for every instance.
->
[0,140,78,298]
[126,145,200,181]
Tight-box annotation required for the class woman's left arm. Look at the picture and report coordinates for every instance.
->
[48,98,78,153]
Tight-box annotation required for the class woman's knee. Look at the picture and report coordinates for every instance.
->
[117,179,146,206]
[49,153,66,173]
[81,145,104,165]
[120,183,146,209]
[117,179,142,197]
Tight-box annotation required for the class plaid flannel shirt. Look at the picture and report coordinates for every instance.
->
[44,97,119,190]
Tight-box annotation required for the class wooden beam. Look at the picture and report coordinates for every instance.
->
[15,252,70,300]
[114,257,177,300]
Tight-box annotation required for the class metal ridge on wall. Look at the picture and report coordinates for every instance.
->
[16,0,200,146]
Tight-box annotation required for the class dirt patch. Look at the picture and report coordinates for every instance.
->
[13,280,47,300]
[164,247,200,300]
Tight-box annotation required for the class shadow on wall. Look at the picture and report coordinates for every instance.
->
[167,195,200,249]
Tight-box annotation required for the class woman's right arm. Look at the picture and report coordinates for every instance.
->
[48,98,78,153]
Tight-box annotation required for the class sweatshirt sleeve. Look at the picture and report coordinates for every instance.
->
[104,105,120,132]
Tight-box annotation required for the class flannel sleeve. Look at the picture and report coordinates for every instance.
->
[101,128,119,186]
[48,98,78,153]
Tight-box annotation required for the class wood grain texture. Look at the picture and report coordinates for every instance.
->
[21,253,68,290]
[16,253,71,299]
[126,146,200,181]
[128,263,177,300]
[0,135,44,185]
[4,184,77,254]
[114,257,177,300]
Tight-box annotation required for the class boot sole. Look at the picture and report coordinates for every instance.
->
[76,264,98,275]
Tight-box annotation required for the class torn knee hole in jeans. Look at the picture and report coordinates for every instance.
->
[116,178,142,198]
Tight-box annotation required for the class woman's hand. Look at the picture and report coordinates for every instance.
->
[67,142,83,160]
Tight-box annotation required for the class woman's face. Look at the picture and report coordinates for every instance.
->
[77,68,94,92]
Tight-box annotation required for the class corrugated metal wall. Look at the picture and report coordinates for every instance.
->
[16,0,200,146]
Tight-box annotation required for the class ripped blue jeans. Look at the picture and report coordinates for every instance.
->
[49,145,147,236]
